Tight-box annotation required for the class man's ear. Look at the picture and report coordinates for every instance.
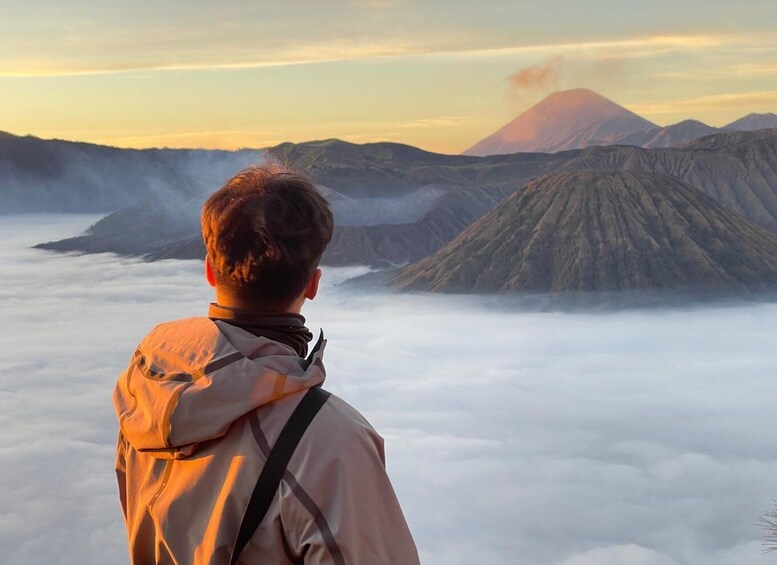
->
[304,268,322,300]
[205,257,217,288]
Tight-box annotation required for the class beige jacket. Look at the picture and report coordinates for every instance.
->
[113,316,419,564]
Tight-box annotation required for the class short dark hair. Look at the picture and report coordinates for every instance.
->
[201,164,334,308]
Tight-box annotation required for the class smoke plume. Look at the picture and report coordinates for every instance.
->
[507,56,563,93]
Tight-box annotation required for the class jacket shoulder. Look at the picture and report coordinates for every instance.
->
[318,393,378,436]
[274,391,418,564]
[297,391,386,464]
[139,317,216,347]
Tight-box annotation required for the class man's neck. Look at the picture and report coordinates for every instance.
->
[208,302,313,357]
[213,290,304,315]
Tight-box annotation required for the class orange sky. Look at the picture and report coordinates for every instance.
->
[1,1,775,153]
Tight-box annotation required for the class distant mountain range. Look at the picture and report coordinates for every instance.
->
[31,128,777,297]
[33,139,573,266]
[463,88,777,155]
[2,88,776,301]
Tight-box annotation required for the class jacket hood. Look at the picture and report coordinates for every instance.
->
[113,317,326,459]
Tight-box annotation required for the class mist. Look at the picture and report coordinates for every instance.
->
[2,215,777,565]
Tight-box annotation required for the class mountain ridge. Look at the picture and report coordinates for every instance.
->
[609,119,722,148]
[31,128,777,271]
[725,113,777,131]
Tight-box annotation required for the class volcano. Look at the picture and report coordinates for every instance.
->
[463,89,657,156]
[392,171,777,293]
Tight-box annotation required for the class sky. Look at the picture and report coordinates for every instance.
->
[0,0,776,153]
[3,214,777,564]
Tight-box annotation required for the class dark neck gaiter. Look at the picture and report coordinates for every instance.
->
[208,302,314,358]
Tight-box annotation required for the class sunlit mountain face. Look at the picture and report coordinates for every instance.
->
[463,88,658,155]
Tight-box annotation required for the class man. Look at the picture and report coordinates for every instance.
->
[113,165,420,564]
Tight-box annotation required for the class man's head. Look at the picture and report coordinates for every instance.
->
[201,164,334,312]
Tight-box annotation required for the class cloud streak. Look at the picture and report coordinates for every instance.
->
[1,33,764,78]
[441,33,737,60]
[0,40,432,78]
[654,63,777,80]
[630,90,777,116]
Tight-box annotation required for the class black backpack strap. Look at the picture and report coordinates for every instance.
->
[230,386,331,565]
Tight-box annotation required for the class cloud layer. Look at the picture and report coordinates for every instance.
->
[2,215,777,564]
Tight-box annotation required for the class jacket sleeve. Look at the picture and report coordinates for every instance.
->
[279,400,420,565]
[115,431,128,522]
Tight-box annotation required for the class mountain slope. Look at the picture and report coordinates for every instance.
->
[463,89,657,156]
[562,128,777,232]
[726,113,777,131]
[392,171,777,293]
[610,119,721,148]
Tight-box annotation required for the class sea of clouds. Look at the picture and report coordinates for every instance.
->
[2,214,777,565]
